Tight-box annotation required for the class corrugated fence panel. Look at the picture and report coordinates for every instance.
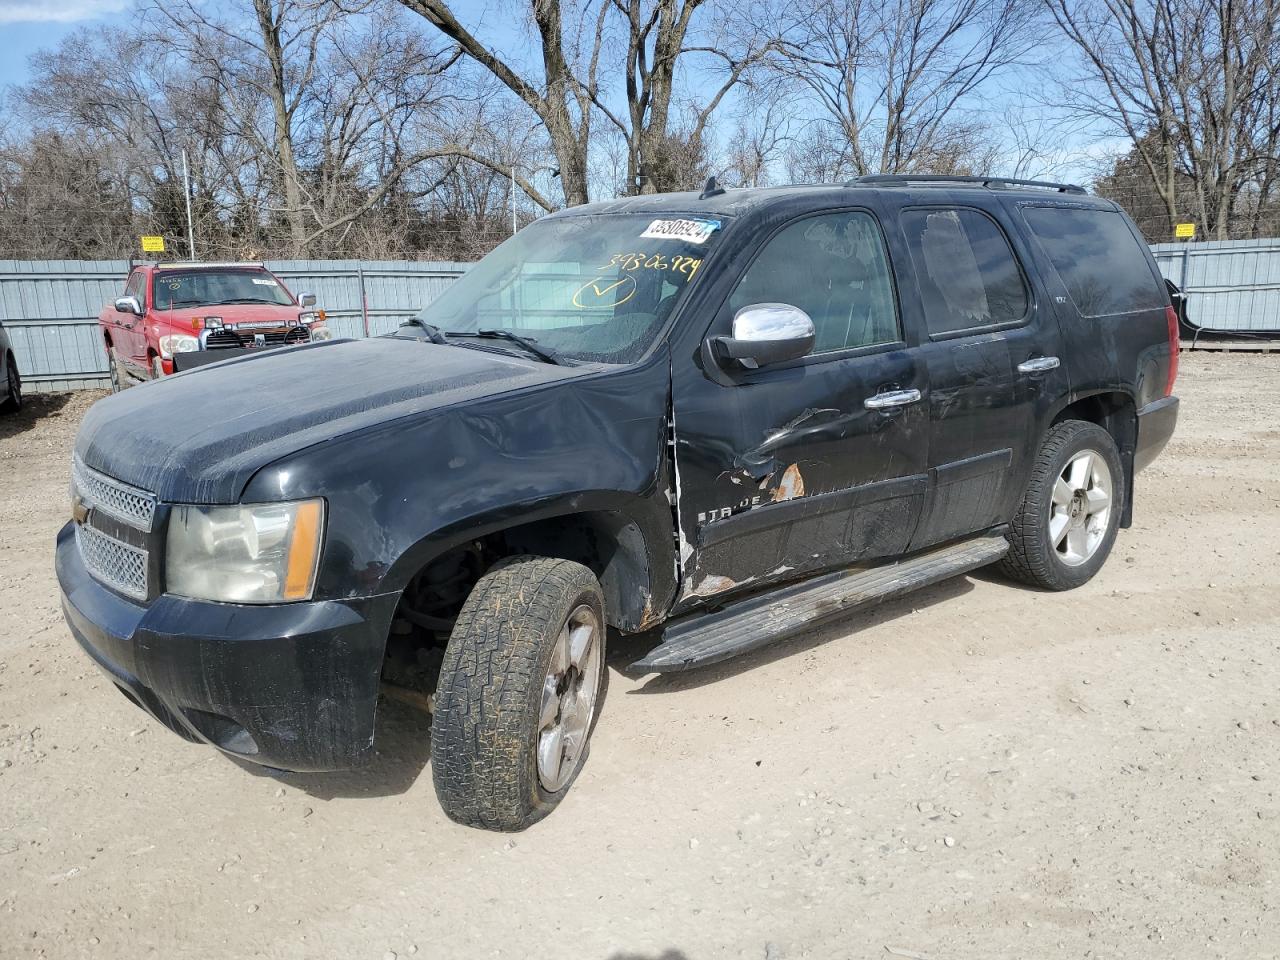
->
[1152,239,1280,333]
[0,259,468,391]
[4,241,1278,391]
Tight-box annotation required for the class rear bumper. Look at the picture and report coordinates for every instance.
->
[56,522,399,772]
[1135,395,1179,473]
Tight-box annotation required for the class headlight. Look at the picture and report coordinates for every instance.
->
[166,499,325,604]
[309,325,333,341]
[159,334,199,358]
[298,311,319,324]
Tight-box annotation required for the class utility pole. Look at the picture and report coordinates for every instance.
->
[510,165,517,236]
[181,148,196,261]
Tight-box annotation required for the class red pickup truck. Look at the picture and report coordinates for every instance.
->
[99,262,332,389]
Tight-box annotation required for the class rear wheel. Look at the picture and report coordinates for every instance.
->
[999,420,1123,591]
[1,356,20,413]
[431,556,607,831]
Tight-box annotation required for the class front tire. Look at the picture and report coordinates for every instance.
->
[999,420,1124,591]
[431,556,607,831]
[107,348,123,393]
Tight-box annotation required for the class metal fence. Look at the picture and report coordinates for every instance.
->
[1151,238,1280,334]
[0,259,469,392]
[3,241,1277,391]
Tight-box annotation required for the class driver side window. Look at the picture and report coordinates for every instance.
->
[125,271,145,305]
[729,211,900,354]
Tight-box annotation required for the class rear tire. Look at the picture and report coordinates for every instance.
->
[1,357,20,414]
[998,419,1124,591]
[431,556,608,831]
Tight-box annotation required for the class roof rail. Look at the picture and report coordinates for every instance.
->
[152,261,268,269]
[846,174,1086,195]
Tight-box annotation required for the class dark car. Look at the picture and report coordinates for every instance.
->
[0,318,20,414]
[57,176,1179,831]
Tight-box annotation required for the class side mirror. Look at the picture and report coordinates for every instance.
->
[713,303,815,370]
[114,295,142,316]
[297,292,317,308]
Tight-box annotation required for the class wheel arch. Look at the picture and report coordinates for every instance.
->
[1047,389,1137,527]
[380,494,675,634]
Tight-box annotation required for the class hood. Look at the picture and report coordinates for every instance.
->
[75,337,585,503]
[153,303,304,329]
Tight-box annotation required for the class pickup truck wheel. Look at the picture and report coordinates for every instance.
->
[107,349,122,393]
[2,356,20,413]
[999,420,1123,591]
[431,556,607,831]
[151,355,165,380]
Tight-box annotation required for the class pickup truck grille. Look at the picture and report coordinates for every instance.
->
[72,456,156,532]
[204,327,310,349]
[75,523,149,601]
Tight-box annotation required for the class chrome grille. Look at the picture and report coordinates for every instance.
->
[72,456,157,532]
[75,523,148,601]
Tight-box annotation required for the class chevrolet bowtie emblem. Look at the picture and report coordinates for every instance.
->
[71,495,89,525]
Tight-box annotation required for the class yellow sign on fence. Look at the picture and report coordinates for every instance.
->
[140,235,166,253]
[1174,222,1196,239]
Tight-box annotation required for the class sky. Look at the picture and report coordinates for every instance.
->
[0,0,130,87]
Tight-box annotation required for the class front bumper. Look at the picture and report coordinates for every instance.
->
[1135,395,1179,473]
[56,522,399,772]
[172,345,294,371]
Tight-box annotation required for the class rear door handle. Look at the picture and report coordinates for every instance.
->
[1018,356,1060,374]
[864,388,922,410]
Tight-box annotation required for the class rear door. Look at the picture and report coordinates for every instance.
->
[670,206,930,609]
[892,202,1069,550]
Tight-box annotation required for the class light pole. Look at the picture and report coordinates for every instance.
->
[181,148,196,260]
[510,164,560,236]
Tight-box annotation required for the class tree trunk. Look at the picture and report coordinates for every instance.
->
[252,0,306,253]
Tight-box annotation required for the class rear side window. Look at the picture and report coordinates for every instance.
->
[900,208,1029,336]
[728,210,900,354]
[1021,206,1163,317]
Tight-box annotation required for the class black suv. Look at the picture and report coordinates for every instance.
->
[57,176,1179,831]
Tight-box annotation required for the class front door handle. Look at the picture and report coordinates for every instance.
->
[864,388,922,411]
[1018,356,1060,374]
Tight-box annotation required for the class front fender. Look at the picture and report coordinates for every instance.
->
[242,356,676,610]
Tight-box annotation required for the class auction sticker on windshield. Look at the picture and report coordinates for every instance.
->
[640,217,721,244]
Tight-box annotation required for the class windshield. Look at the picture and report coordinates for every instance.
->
[415,213,725,363]
[152,269,294,310]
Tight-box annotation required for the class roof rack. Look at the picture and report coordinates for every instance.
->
[846,174,1086,195]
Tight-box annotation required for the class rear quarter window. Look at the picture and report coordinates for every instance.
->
[1021,206,1164,317]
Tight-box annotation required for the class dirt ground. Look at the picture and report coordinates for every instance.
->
[1,353,1279,960]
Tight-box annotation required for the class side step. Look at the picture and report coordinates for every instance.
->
[631,535,1009,674]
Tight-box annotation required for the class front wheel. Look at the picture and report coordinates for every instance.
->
[431,556,607,831]
[1,357,20,414]
[998,419,1124,591]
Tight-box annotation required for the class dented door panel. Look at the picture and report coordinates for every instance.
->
[671,346,929,610]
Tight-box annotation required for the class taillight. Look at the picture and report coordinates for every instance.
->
[1164,304,1179,397]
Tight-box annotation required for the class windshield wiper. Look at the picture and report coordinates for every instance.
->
[397,317,448,344]
[445,329,563,365]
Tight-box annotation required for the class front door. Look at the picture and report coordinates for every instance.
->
[891,203,1069,550]
[671,207,930,611]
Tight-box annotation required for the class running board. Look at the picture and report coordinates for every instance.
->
[631,535,1009,674]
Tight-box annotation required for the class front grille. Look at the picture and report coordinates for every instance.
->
[72,456,156,532]
[75,523,149,601]
[205,327,310,349]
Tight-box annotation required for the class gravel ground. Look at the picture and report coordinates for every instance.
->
[1,353,1279,960]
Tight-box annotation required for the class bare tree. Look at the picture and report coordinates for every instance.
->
[771,0,1040,176]
[1046,0,1280,239]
